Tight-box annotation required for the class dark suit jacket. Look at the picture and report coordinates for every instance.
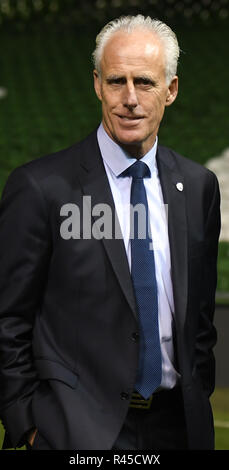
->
[0,129,220,449]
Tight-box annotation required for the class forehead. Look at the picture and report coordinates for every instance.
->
[101,29,166,76]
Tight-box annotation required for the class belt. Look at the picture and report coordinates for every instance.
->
[129,392,153,409]
[129,387,182,410]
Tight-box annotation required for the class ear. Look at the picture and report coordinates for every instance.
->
[93,70,102,102]
[165,76,178,107]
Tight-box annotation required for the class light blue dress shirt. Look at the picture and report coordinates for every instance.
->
[97,123,180,389]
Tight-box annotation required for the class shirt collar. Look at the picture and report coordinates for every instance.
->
[97,122,158,177]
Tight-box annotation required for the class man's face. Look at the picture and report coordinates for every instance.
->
[94,29,178,157]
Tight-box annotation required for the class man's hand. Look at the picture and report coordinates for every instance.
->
[27,428,38,447]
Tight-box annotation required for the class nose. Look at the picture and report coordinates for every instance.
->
[123,83,138,110]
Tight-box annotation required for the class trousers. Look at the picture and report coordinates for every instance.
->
[113,387,188,450]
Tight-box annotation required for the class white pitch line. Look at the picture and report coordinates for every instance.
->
[214,420,229,429]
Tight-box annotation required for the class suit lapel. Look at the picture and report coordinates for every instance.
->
[156,146,188,329]
[77,131,138,319]
[75,133,188,326]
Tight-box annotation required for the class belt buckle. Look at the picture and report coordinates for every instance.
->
[129,392,153,409]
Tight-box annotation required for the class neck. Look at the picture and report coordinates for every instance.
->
[101,121,157,159]
[117,137,157,159]
[118,142,149,159]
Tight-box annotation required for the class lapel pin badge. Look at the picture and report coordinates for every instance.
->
[176,182,183,192]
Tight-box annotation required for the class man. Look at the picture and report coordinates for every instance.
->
[0,15,220,450]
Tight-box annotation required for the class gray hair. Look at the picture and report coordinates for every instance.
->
[92,15,180,85]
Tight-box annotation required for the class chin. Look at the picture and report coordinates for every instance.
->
[114,130,143,146]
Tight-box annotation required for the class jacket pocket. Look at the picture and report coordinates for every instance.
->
[34,358,79,389]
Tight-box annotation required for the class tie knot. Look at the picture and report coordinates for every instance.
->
[120,161,151,180]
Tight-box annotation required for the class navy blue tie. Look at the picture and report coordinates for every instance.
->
[120,160,162,399]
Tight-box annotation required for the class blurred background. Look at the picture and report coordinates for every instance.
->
[0,0,228,450]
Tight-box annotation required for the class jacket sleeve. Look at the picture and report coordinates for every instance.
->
[195,171,221,397]
[0,166,52,447]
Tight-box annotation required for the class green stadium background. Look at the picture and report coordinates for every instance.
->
[0,0,228,450]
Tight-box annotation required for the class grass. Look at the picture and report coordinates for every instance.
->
[217,243,229,293]
[211,388,229,450]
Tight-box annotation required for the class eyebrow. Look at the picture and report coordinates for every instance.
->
[106,75,156,86]
[106,75,126,84]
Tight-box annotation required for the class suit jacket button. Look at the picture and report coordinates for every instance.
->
[131,332,139,342]
[120,392,130,400]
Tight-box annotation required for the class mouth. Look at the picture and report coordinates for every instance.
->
[116,114,144,124]
[117,115,144,120]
